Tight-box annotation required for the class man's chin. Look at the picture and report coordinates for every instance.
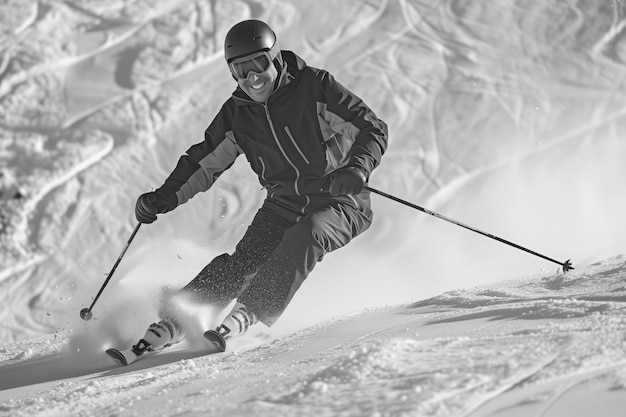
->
[245,86,270,102]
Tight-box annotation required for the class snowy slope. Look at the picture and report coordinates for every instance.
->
[1,256,626,416]
[2,0,626,415]
[2,0,626,342]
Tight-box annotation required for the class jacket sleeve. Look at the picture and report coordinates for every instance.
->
[319,71,388,178]
[155,105,242,211]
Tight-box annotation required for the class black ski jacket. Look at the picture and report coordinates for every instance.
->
[156,51,388,215]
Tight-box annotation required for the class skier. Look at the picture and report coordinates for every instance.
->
[130,19,388,354]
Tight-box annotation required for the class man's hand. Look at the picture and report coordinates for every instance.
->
[329,167,366,196]
[135,193,159,224]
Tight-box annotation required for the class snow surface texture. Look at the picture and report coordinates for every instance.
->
[1,0,626,415]
[2,257,626,416]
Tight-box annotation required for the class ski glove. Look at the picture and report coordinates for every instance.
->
[135,192,167,224]
[329,167,367,196]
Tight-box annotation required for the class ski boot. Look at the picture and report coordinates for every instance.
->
[106,318,184,365]
[204,302,258,352]
[142,319,185,349]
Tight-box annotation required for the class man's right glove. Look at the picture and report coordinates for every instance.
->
[135,192,162,224]
[329,167,367,196]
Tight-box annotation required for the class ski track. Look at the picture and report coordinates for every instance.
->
[0,0,249,341]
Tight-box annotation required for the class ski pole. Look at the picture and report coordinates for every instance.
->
[365,186,574,273]
[80,222,142,320]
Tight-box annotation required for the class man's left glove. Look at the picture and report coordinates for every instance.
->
[135,192,168,224]
[329,167,367,196]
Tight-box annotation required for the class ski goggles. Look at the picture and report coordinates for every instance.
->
[229,50,273,79]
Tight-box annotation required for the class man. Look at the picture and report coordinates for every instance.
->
[132,19,388,351]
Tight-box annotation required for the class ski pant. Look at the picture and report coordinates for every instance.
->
[180,194,373,326]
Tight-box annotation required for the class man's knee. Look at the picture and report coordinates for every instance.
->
[306,206,371,253]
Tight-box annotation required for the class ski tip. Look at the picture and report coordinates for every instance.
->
[204,330,227,352]
[106,348,129,366]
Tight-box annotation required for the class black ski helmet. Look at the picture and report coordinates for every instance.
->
[224,19,282,68]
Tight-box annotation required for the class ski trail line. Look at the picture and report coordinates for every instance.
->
[536,361,626,417]
[460,352,561,417]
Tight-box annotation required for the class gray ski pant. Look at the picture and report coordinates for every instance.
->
[181,195,373,326]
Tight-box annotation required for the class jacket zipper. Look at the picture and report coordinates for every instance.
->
[264,105,302,197]
[258,156,274,191]
[258,156,267,181]
[284,126,310,164]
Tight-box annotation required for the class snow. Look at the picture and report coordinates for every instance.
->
[2,0,626,416]
[2,256,626,416]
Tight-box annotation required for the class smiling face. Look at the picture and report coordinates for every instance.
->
[236,62,279,103]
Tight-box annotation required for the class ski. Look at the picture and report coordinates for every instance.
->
[106,347,153,366]
[106,331,228,366]
[204,329,227,352]
[105,338,172,366]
